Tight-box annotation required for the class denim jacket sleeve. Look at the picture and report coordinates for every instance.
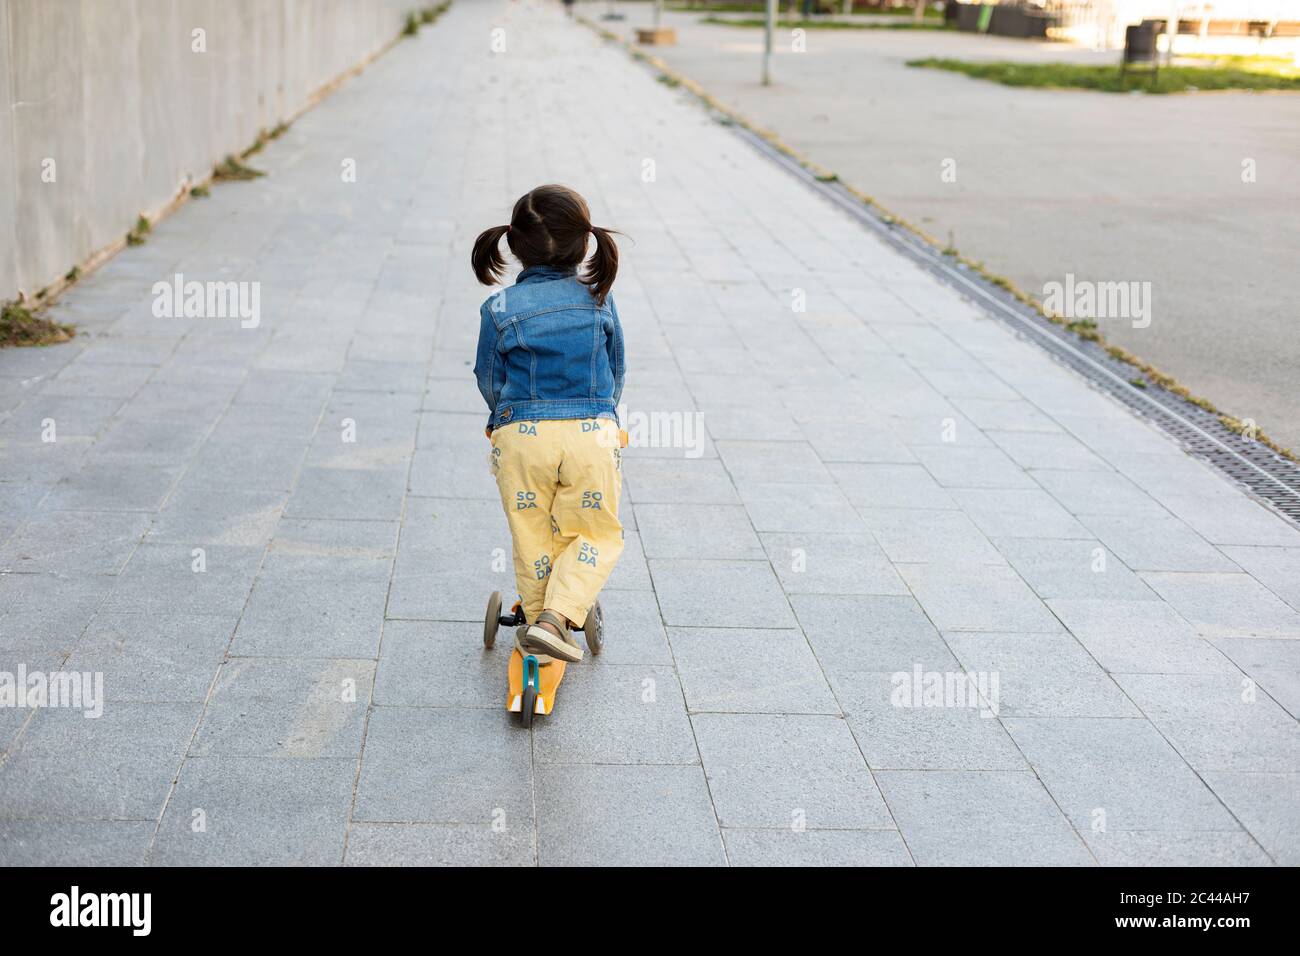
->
[473,302,502,421]
[606,296,626,409]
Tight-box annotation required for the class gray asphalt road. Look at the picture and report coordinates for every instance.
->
[635,8,1300,450]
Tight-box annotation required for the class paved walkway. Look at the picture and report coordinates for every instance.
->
[637,6,1300,451]
[1,0,1297,866]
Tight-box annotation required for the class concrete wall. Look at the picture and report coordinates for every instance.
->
[0,0,414,301]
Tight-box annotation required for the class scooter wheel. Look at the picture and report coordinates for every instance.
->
[484,591,502,649]
[583,600,604,656]
[520,684,536,728]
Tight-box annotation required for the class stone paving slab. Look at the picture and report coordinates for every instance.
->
[0,0,1296,866]
[692,713,893,831]
[668,626,839,716]
[1084,830,1272,867]
[344,822,533,867]
[1002,717,1241,832]
[836,672,1026,772]
[723,827,912,868]
[352,707,532,826]
[879,769,1096,866]
[0,821,154,867]
[0,703,201,821]
[1113,675,1300,774]
[536,764,724,867]
[150,756,357,866]
[1199,772,1300,866]
[66,612,234,704]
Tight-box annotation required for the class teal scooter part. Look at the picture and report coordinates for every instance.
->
[520,655,540,727]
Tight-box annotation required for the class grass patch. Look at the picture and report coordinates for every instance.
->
[1064,318,1100,341]
[213,154,265,181]
[703,15,948,29]
[126,214,151,246]
[1180,53,1300,78]
[405,1,451,36]
[907,58,1300,93]
[190,184,210,198]
[1,300,75,348]
[244,122,290,157]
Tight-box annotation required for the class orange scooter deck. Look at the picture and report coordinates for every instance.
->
[507,647,566,716]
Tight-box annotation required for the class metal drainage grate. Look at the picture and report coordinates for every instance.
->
[730,124,1300,528]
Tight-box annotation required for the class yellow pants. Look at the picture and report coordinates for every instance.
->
[490,419,624,626]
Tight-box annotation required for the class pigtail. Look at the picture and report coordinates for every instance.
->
[583,226,620,305]
[471,225,511,286]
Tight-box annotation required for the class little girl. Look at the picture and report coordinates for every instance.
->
[472,185,625,664]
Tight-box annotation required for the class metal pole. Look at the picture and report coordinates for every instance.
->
[763,0,775,86]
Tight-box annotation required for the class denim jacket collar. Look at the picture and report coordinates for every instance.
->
[516,264,577,285]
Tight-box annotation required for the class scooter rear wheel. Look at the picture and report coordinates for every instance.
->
[483,591,502,649]
[520,684,536,727]
[583,600,604,656]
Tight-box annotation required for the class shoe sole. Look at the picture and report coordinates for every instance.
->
[522,626,583,663]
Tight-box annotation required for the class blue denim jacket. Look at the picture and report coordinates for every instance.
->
[474,265,625,431]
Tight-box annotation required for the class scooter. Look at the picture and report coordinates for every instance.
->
[482,591,603,727]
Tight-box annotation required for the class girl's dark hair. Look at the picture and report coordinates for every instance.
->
[471,184,620,304]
